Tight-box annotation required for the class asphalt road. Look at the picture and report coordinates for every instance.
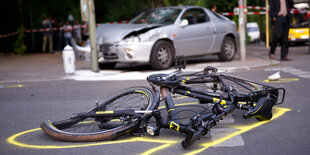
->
[1,44,310,155]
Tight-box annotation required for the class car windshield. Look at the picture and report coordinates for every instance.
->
[291,11,309,28]
[290,3,309,28]
[130,8,182,24]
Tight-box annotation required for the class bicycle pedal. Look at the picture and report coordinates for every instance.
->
[131,128,145,137]
[131,132,144,137]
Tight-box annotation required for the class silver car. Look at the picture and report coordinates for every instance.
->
[74,6,239,70]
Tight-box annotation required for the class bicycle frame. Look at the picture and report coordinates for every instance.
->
[68,66,285,149]
[144,66,285,148]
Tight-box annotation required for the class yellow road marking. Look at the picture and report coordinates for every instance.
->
[173,96,188,100]
[184,107,291,155]
[6,103,290,155]
[6,130,177,150]
[0,84,24,89]
[140,143,174,155]
[264,78,299,83]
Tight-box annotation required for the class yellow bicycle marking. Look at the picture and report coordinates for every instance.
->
[264,78,299,83]
[158,102,199,110]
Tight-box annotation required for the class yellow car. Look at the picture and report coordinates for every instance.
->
[288,3,309,45]
[288,28,309,44]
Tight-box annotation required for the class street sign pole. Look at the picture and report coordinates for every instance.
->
[266,0,270,49]
[239,0,247,61]
[87,0,99,72]
[308,0,310,54]
[80,0,88,22]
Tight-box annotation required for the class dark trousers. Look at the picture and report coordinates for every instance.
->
[270,16,290,59]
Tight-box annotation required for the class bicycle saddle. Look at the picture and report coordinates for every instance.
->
[243,97,275,121]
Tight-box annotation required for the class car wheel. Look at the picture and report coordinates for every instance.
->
[99,62,116,69]
[150,41,174,70]
[218,36,236,61]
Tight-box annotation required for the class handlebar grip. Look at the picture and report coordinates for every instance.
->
[181,128,203,149]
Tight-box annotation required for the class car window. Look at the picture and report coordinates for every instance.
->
[130,8,182,24]
[181,9,209,25]
[210,11,227,21]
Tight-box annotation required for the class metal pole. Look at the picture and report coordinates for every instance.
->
[266,0,270,49]
[87,0,99,72]
[239,0,246,61]
[308,0,310,54]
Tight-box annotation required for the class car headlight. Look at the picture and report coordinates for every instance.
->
[119,36,140,44]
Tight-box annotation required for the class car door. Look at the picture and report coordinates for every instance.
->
[174,8,215,56]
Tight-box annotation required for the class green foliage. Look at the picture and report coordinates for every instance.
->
[12,27,27,55]
[246,0,268,42]
[1,0,272,52]
[205,0,238,12]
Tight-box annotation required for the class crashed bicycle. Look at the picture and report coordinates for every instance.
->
[41,57,285,149]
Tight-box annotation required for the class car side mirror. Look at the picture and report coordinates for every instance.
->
[180,19,189,27]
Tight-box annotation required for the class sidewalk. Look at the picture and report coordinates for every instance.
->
[0,45,280,83]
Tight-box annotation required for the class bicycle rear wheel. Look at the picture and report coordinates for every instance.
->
[41,87,155,142]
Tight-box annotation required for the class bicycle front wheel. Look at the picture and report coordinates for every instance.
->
[40,87,155,142]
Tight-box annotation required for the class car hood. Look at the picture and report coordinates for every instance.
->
[96,24,162,44]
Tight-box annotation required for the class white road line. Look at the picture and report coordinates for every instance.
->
[65,66,233,81]
[220,114,235,124]
[265,66,310,80]
[210,128,244,147]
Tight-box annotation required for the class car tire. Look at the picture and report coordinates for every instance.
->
[98,62,116,69]
[150,40,174,70]
[218,36,236,61]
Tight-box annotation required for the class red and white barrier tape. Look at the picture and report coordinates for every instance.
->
[0,21,130,39]
[247,6,266,10]
[247,6,308,13]
[1,9,309,39]
[220,12,267,16]
[221,10,309,16]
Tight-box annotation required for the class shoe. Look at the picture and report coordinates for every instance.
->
[269,54,275,59]
[280,57,292,61]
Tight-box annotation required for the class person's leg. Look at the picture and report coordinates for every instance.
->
[48,34,53,53]
[270,17,284,58]
[64,37,69,46]
[42,35,47,53]
[68,37,72,46]
[57,36,63,52]
[281,18,290,59]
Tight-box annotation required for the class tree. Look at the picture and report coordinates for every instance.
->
[0,0,247,53]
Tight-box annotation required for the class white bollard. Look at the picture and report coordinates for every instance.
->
[62,45,75,74]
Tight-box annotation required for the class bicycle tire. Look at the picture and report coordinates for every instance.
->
[40,87,155,142]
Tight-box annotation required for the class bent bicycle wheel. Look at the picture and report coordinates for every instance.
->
[41,87,155,142]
